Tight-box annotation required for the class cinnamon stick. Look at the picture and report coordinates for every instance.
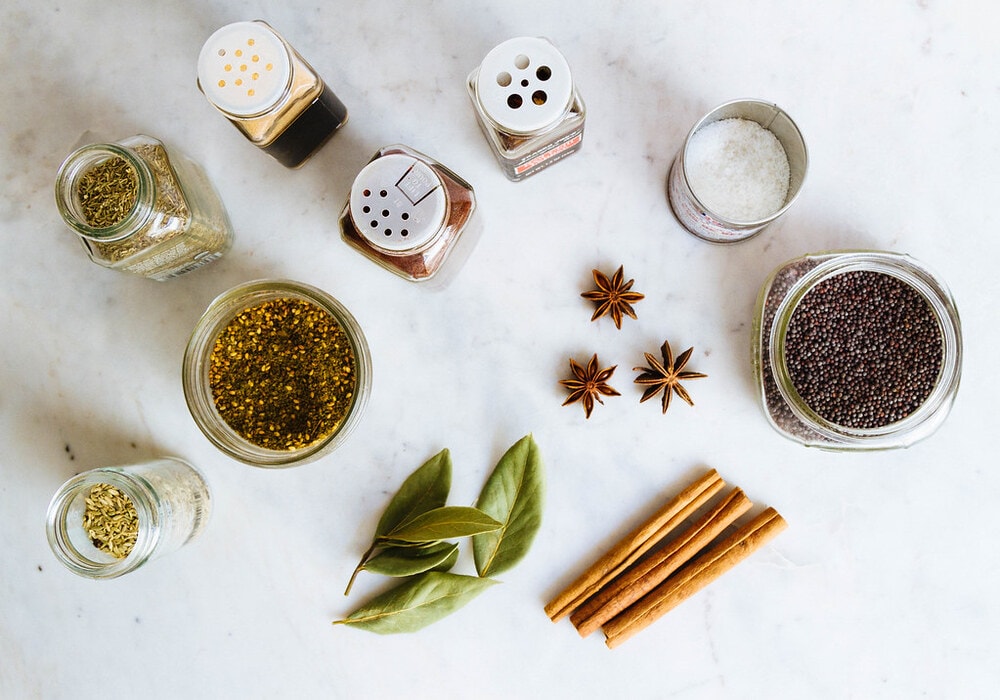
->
[570,486,751,637]
[603,507,787,649]
[544,469,723,622]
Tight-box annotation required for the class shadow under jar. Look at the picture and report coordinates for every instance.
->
[753,251,962,450]
[182,280,371,467]
[45,457,211,579]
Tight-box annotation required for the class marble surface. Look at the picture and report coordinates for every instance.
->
[2,1,998,697]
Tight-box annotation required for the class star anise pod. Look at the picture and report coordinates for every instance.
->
[634,340,707,414]
[559,354,620,419]
[581,265,645,329]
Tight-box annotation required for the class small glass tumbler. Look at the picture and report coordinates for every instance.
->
[183,279,372,467]
[753,251,962,450]
[46,457,211,579]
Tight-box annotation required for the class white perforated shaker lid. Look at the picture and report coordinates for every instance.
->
[350,154,447,253]
[475,37,574,135]
[198,21,293,118]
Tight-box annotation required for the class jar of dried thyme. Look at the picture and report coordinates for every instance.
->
[55,135,233,280]
[45,457,211,579]
[182,280,372,467]
[753,251,962,450]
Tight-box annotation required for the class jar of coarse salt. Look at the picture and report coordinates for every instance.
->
[667,99,807,243]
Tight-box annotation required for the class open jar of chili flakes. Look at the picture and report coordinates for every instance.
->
[753,251,962,450]
[182,280,371,467]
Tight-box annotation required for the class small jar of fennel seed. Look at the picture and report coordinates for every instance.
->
[752,251,962,450]
[45,457,211,579]
[182,280,372,467]
[55,135,233,280]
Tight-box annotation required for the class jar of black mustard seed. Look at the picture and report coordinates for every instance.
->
[753,251,962,450]
[182,280,372,467]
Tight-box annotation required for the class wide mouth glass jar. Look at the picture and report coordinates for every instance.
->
[182,279,372,467]
[45,457,211,579]
[753,251,962,450]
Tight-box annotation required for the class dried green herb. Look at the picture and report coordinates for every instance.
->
[334,572,497,634]
[337,436,545,633]
[208,297,356,451]
[362,542,459,578]
[473,434,544,578]
[83,483,139,559]
[77,156,138,229]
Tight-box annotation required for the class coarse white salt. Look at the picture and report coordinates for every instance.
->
[685,117,790,221]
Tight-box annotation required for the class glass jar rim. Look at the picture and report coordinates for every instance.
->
[768,251,962,446]
[182,279,372,467]
[54,142,156,241]
[45,469,160,579]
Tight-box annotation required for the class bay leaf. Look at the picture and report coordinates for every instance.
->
[375,449,451,538]
[473,434,545,578]
[362,542,459,577]
[383,506,501,543]
[334,572,497,634]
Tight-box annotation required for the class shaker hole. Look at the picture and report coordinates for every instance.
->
[362,206,370,214]
[363,189,371,197]
[507,93,523,109]
[514,54,530,69]
[218,49,226,57]
[520,79,529,87]
[381,209,390,217]
[532,90,547,105]
[379,190,388,197]
[370,220,378,228]
[496,72,512,87]
[401,212,409,220]
[536,65,552,81]
[401,229,409,236]
[385,229,392,236]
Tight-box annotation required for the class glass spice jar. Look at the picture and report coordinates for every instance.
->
[338,144,480,283]
[45,457,211,579]
[54,135,234,280]
[182,280,372,467]
[752,251,962,450]
[197,20,348,168]
[467,36,586,181]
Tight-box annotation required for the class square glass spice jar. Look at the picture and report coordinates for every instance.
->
[753,251,962,450]
[467,36,585,181]
[338,144,480,283]
[54,135,234,280]
[197,20,348,168]
[182,280,372,467]
[45,457,211,579]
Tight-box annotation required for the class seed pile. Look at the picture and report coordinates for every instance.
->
[83,483,139,559]
[784,270,943,429]
[77,156,138,228]
[208,297,357,451]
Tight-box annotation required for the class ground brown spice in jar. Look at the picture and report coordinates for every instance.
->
[208,297,357,451]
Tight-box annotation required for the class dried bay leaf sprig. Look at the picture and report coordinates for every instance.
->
[336,435,545,634]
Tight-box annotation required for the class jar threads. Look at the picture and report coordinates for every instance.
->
[182,280,372,467]
[753,251,962,450]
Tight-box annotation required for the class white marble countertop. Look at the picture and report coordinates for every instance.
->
[2,1,998,698]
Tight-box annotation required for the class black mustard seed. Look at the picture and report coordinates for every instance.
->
[784,270,942,429]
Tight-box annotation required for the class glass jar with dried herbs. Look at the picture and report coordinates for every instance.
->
[45,457,211,579]
[55,135,234,280]
[182,280,372,467]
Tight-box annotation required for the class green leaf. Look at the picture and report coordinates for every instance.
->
[362,542,459,577]
[473,434,545,578]
[375,449,452,538]
[383,506,501,543]
[333,572,497,634]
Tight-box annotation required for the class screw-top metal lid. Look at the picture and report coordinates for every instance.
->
[197,21,293,118]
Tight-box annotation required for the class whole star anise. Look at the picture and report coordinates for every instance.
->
[560,354,620,419]
[581,266,645,329]
[634,340,707,414]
